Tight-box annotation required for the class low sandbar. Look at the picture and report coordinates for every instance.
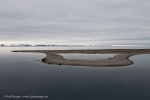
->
[12,49,150,67]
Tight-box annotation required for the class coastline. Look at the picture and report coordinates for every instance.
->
[12,49,150,67]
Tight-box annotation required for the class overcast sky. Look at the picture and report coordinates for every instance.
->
[0,0,150,45]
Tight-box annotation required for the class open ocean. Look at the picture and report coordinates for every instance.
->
[0,46,150,100]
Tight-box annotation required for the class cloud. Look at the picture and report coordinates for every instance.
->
[0,0,150,45]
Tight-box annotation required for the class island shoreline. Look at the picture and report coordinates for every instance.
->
[12,49,150,67]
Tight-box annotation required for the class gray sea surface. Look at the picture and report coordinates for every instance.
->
[57,53,116,60]
[0,46,150,100]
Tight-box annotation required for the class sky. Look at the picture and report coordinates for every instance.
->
[0,0,150,45]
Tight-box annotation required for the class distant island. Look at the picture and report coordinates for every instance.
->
[1,43,99,47]
[1,44,150,47]
[12,49,150,67]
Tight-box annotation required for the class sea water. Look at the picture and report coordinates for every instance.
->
[0,46,150,100]
[57,53,116,60]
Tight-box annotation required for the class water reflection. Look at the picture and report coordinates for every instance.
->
[0,47,150,100]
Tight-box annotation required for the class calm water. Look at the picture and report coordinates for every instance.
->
[58,53,116,59]
[0,46,150,100]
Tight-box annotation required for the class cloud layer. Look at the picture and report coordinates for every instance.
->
[0,0,150,45]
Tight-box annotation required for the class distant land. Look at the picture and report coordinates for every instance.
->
[0,44,111,47]
[1,44,150,47]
